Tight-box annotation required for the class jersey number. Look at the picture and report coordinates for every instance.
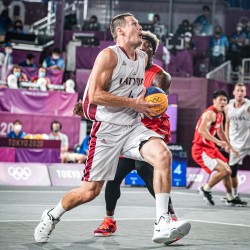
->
[128,90,133,98]
[235,123,239,131]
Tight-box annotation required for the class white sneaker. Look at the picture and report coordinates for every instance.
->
[221,196,227,202]
[34,209,59,243]
[152,215,191,244]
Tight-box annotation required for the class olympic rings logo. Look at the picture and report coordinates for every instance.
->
[149,96,162,103]
[8,167,32,180]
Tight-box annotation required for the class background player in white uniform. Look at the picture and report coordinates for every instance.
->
[225,82,250,203]
[34,13,190,245]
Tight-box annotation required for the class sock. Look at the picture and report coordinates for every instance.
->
[203,184,211,192]
[106,215,114,220]
[233,188,238,197]
[226,193,234,201]
[155,193,170,222]
[48,200,66,219]
[170,214,178,221]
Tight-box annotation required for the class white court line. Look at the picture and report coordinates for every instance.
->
[0,217,250,228]
[0,189,222,197]
[0,190,194,194]
[0,204,248,212]
[0,190,249,200]
[0,204,220,211]
[189,219,250,228]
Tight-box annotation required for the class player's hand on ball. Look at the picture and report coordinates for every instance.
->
[73,99,83,117]
[133,87,160,118]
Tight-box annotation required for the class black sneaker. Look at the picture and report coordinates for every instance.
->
[198,186,215,206]
[226,196,248,207]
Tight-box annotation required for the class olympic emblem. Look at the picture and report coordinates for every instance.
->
[8,167,32,180]
[149,96,162,103]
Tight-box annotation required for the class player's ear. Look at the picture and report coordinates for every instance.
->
[117,27,125,37]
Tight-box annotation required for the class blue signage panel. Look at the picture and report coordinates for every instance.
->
[125,170,145,186]
[171,156,187,187]
[125,144,187,187]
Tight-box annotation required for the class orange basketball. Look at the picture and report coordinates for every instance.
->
[144,87,168,118]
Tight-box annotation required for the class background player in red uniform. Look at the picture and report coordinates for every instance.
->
[192,89,245,206]
[74,30,191,243]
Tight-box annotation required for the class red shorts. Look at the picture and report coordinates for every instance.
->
[191,144,228,174]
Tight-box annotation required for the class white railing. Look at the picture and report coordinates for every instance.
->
[241,58,250,83]
[30,2,77,35]
[206,60,232,83]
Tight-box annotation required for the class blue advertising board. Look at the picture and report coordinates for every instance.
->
[125,144,187,187]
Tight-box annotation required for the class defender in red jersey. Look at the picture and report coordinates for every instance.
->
[192,89,245,206]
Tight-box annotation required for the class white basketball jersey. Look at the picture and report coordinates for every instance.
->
[228,98,250,150]
[83,45,146,125]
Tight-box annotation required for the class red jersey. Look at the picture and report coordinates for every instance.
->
[141,64,170,144]
[193,106,223,148]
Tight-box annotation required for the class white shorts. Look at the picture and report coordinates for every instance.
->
[229,148,250,166]
[82,121,162,181]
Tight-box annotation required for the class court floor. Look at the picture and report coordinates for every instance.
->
[0,186,250,250]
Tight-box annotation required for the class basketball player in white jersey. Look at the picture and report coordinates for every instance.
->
[34,13,190,245]
[224,83,250,205]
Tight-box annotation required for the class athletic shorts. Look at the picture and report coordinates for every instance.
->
[191,144,228,174]
[229,148,250,166]
[82,121,163,181]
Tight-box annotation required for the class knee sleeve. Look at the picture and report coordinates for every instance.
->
[230,164,240,178]
[135,160,155,198]
[105,180,121,211]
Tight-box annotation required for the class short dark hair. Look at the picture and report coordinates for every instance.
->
[38,66,46,71]
[53,48,61,54]
[214,25,222,33]
[13,119,22,125]
[110,13,134,40]
[26,53,34,60]
[203,5,210,12]
[212,89,228,99]
[12,64,21,71]
[153,14,160,21]
[90,15,98,21]
[50,120,62,131]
